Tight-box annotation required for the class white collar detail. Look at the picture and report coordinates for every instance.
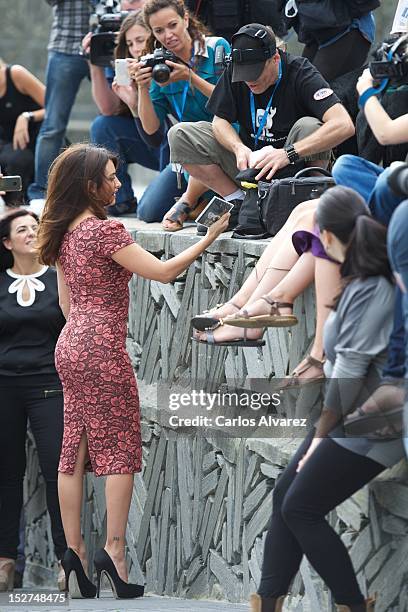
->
[7,266,48,307]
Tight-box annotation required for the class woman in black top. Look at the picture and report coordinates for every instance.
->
[0,60,45,206]
[0,209,66,591]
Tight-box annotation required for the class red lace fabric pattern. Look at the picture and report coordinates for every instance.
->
[55,218,141,476]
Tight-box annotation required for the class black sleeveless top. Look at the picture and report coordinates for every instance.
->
[0,65,41,149]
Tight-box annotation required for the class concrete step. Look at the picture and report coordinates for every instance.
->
[3,589,249,611]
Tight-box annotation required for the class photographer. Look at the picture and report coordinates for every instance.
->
[115,0,230,224]
[168,23,354,234]
[0,60,45,206]
[330,36,408,441]
[27,0,91,204]
[83,8,168,216]
[284,0,380,82]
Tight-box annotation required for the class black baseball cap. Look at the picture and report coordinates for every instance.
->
[231,24,277,83]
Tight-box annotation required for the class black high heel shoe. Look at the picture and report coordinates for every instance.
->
[61,548,96,599]
[94,548,144,599]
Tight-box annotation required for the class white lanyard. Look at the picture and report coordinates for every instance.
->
[285,0,298,18]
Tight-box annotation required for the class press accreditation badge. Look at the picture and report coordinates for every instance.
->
[313,88,334,101]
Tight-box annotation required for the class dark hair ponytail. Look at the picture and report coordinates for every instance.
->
[341,215,393,282]
[316,185,393,290]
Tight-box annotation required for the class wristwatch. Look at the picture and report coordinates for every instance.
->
[22,111,35,123]
[284,144,300,164]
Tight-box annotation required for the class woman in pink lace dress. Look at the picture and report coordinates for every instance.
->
[37,143,229,599]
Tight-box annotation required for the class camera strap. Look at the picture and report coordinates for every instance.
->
[172,82,190,122]
[171,49,196,122]
[250,59,282,149]
[359,47,394,109]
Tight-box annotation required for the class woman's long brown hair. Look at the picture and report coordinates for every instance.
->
[142,0,209,54]
[37,144,118,266]
[115,10,148,60]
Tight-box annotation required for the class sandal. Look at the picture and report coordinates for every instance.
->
[162,198,207,232]
[224,296,298,329]
[191,301,240,331]
[344,382,405,439]
[280,354,325,389]
[192,328,265,347]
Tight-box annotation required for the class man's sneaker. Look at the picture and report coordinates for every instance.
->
[196,198,242,235]
[107,198,137,217]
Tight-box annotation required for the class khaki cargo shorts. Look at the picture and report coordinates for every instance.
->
[168,117,330,187]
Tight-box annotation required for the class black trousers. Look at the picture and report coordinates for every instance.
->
[0,141,34,205]
[0,374,66,560]
[258,429,384,606]
[303,29,371,82]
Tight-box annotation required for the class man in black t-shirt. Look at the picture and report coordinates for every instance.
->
[168,23,355,231]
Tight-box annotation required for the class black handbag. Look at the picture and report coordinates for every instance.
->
[258,167,336,237]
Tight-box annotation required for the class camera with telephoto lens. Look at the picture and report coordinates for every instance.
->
[139,48,179,83]
[88,0,129,67]
[369,34,408,86]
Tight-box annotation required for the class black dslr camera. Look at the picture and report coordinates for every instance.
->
[369,34,408,86]
[140,48,179,83]
[89,1,129,67]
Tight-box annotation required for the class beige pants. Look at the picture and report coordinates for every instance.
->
[169,117,330,186]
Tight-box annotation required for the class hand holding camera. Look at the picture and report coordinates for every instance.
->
[139,48,181,84]
[356,68,375,96]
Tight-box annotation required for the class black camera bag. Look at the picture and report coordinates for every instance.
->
[258,167,335,236]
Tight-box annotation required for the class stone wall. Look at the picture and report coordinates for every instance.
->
[24,230,408,611]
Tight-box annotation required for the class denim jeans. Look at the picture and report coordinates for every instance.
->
[27,52,89,200]
[332,155,403,226]
[90,114,166,205]
[388,198,408,455]
[332,154,407,379]
[137,163,186,223]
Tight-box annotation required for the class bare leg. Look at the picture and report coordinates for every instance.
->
[58,433,89,572]
[196,253,315,343]
[104,474,134,582]
[310,257,341,360]
[200,199,318,321]
[182,177,207,206]
[282,257,340,381]
[184,163,237,197]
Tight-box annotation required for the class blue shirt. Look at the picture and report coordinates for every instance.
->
[149,36,230,126]
[319,11,375,49]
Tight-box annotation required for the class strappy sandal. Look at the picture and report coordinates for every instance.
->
[280,354,325,389]
[344,382,405,439]
[192,328,265,347]
[224,296,298,328]
[162,198,207,232]
[191,301,240,331]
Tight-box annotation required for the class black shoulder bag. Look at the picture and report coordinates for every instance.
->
[258,167,336,236]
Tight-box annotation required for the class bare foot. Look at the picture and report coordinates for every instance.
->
[104,548,128,583]
[194,325,263,343]
[206,301,242,320]
[224,295,293,320]
[70,547,88,576]
[281,353,325,388]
